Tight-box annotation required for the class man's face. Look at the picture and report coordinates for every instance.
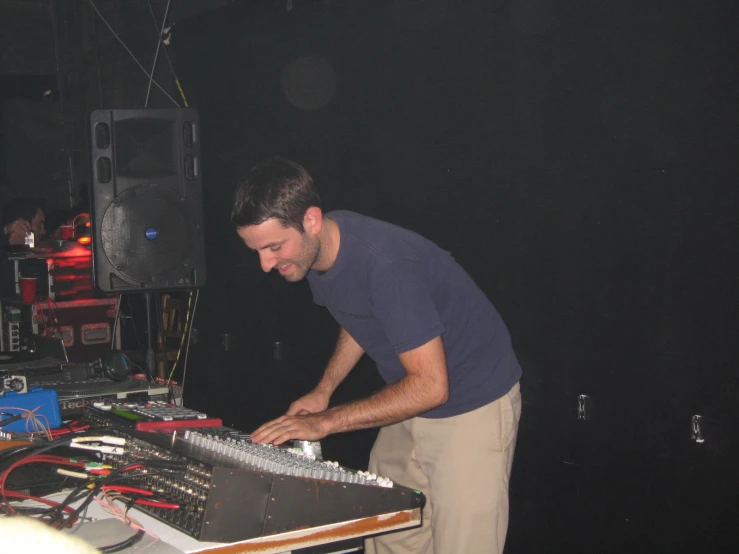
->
[237,217,321,282]
[31,208,45,237]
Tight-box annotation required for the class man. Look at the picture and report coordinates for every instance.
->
[233,157,522,554]
[1,197,46,247]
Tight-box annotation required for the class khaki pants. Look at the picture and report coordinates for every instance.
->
[365,382,521,554]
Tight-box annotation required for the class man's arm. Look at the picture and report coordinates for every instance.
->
[251,328,365,442]
[3,218,31,246]
[324,336,449,432]
[282,327,365,416]
[312,328,365,400]
[250,336,449,445]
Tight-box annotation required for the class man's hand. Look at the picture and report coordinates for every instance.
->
[250,413,330,446]
[286,388,331,416]
[4,218,31,245]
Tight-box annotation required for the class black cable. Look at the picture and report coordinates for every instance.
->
[0,437,76,513]
[125,294,145,362]
[2,434,185,527]
[0,413,25,428]
[155,292,165,377]
[55,458,182,529]
[44,481,92,527]
[89,0,104,107]
[3,504,53,515]
[97,529,145,553]
[0,444,39,465]
[39,466,172,525]
[0,425,112,466]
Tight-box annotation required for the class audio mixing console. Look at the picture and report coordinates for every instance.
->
[81,408,425,543]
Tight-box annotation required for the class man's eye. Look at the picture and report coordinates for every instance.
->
[269,246,281,252]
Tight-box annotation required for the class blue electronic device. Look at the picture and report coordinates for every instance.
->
[0,387,62,433]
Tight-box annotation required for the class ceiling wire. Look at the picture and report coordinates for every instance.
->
[146,0,189,107]
[86,0,180,107]
[144,0,172,107]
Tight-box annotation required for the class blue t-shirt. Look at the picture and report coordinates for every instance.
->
[307,211,521,418]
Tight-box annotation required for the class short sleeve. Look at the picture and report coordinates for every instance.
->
[370,259,445,354]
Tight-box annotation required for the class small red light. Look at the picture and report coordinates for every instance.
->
[77,236,92,245]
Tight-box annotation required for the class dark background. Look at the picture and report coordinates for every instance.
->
[1,1,737,552]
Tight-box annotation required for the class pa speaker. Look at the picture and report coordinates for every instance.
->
[89,108,206,293]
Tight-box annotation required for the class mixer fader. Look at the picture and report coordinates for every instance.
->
[182,428,394,487]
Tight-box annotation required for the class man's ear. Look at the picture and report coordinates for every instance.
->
[303,207,323,235]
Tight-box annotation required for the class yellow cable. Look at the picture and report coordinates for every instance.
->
[175,78,189,107]
[166,290,194,387]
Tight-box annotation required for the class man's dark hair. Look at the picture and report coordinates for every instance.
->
[231,157,322,231]
[1,197,45,226]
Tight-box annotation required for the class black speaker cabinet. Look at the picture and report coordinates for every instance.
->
[89,109,206,293]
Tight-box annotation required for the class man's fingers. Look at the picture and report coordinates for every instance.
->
[251,416,288,443]
[268,431,293,446]
[253,423,295,445]
[251,415,322,446]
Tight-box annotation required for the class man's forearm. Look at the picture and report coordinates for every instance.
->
[315,328,365,396]
[322,371,446,434]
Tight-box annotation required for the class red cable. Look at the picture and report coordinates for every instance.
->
[135,498,180,509]
[2,490,79,517]
[101,485,153,497]
[0,455,86,512]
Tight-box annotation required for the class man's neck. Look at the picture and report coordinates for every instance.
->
[314,217,340,273]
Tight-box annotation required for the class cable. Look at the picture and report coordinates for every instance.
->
[125,294,144,361]
[110,294,123,349]
[167,289,198,405]
[90,0,105,107]
[0,406,52,439]
[144,0,173,108]
[179,289,199,403]
[155,293,165,376]
[0,453,84,513]
[98,528,145,553]
[1,490,80,519]
[0,444,38,465]
[165,291,189,385]
[147,0,189,107]
[55,461,146,528]
[50,0,73,203]
[43,482,92,526]
[86,0,180,107]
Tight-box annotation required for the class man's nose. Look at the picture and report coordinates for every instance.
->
[258,251,277,273]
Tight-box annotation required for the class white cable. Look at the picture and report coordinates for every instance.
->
[69,444,125,454]
[87,0,180,107]
[56,468,91,479]
[72,435,126,445]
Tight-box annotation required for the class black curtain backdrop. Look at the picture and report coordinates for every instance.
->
[169,1,737,549]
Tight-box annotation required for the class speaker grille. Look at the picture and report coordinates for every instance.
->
[100,184,196,286]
